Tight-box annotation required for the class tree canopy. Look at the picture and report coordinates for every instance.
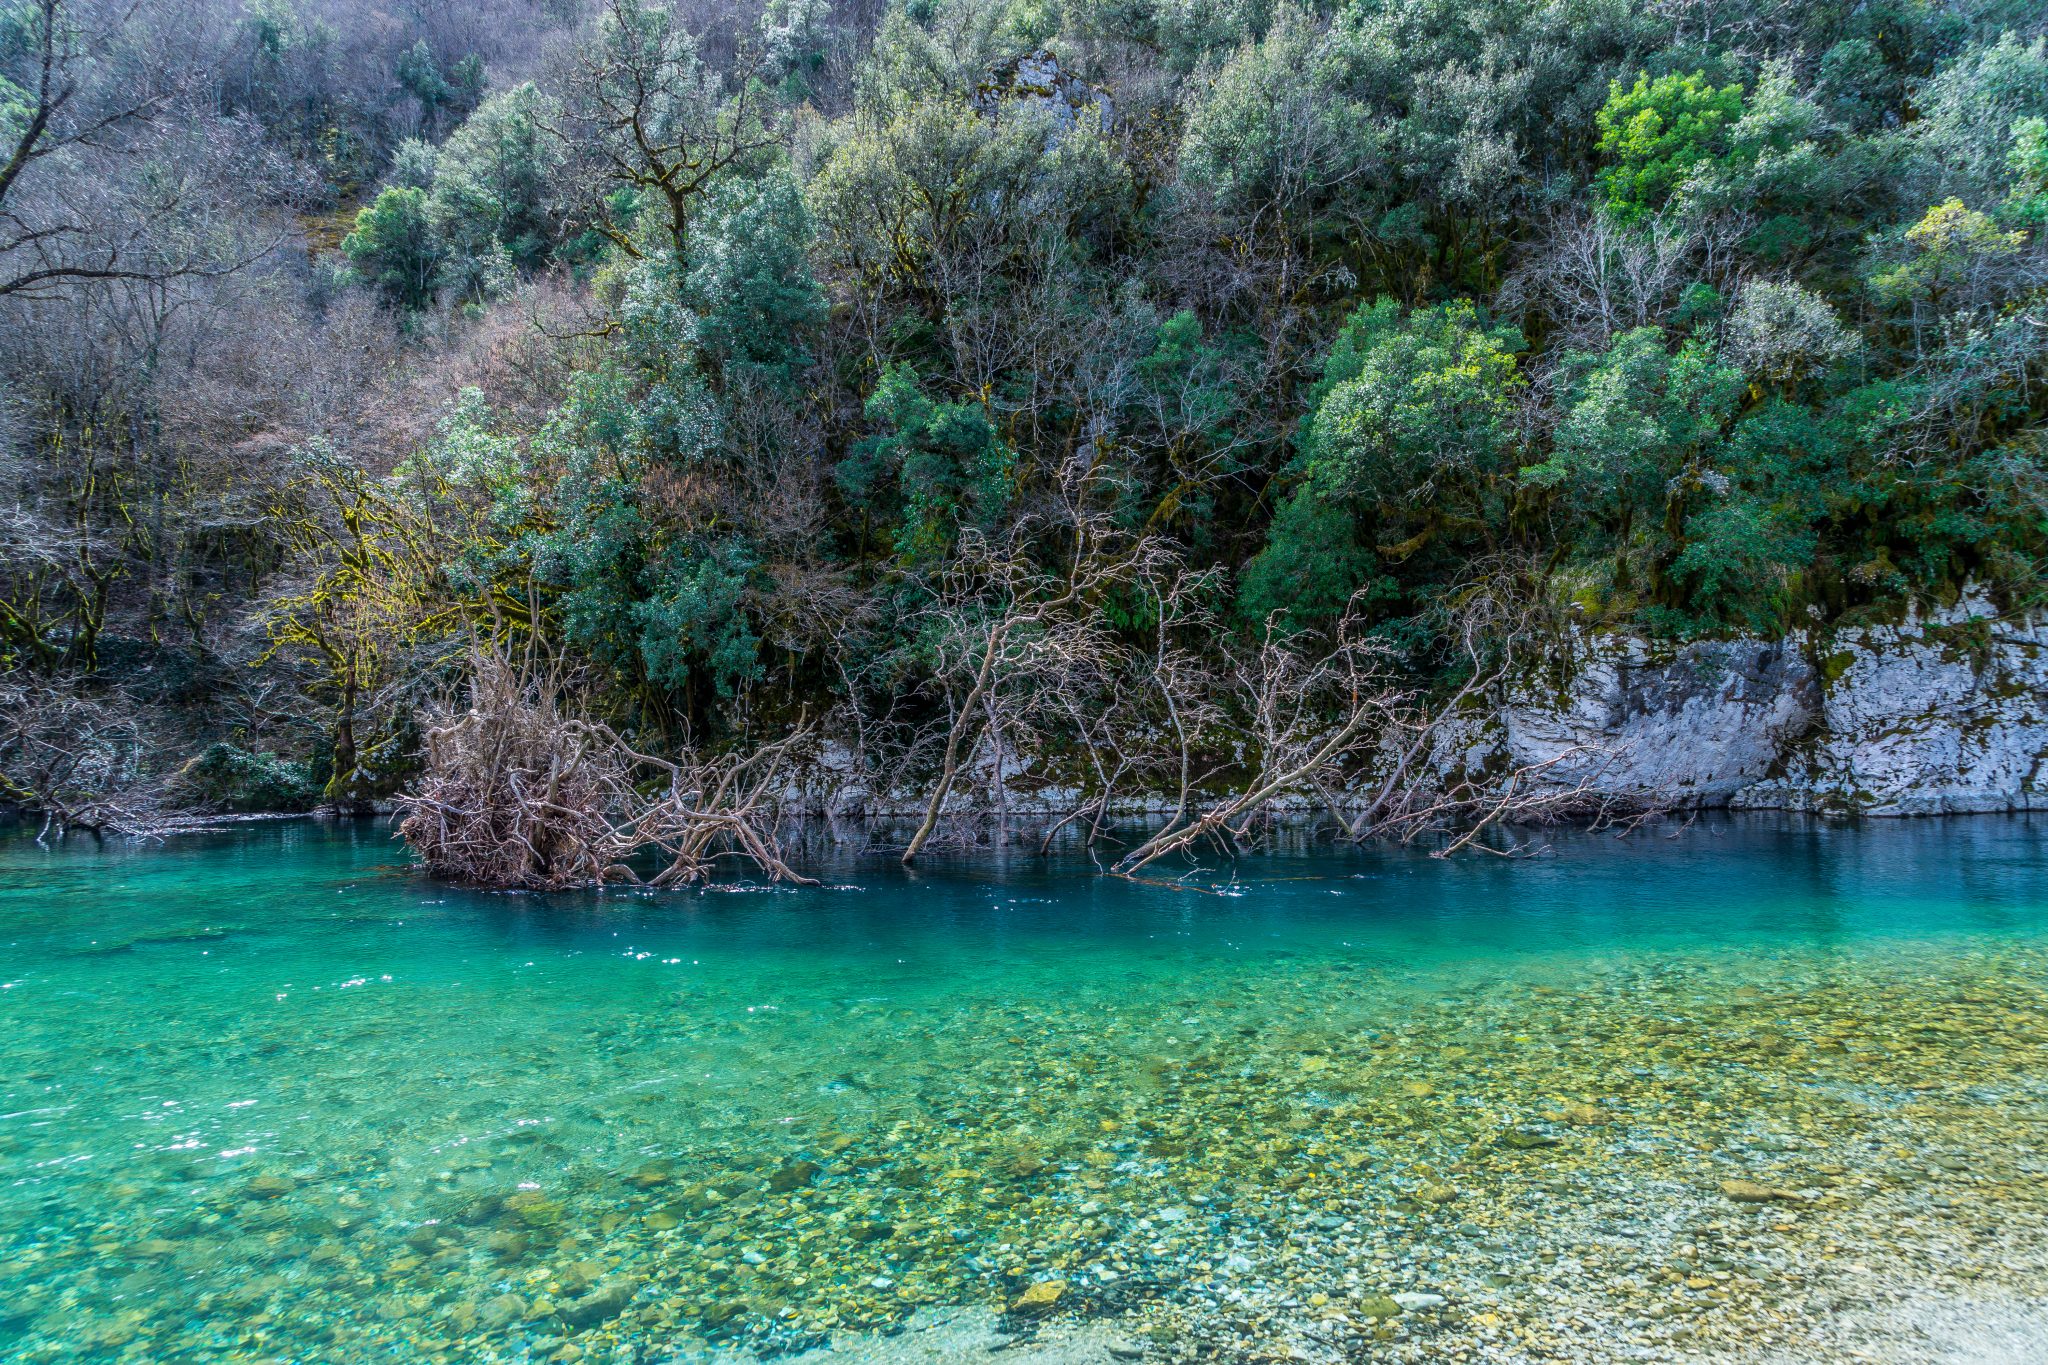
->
[4,0,2048,811]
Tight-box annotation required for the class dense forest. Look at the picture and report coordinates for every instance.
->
[3,0,2047,854]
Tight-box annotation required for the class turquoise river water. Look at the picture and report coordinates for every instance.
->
[6,815,2048,1363]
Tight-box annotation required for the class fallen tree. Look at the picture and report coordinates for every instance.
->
[396,647,814,890]
[1109,584,1642,875]
[397,578,1651,891]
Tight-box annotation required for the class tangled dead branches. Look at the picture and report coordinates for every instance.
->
[397,648,814,890]
[0,671,168,838]
[1108,583,1643,874]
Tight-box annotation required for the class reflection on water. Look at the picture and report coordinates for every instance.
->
[5,815,2048,1362]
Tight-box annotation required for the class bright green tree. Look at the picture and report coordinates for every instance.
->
[342,186,445,310]
[1595,72,1744,224]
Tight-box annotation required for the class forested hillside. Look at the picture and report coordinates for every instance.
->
[4,0,2047,837]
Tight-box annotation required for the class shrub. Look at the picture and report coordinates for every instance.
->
[169,744,321,813]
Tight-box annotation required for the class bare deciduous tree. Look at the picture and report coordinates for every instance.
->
[1500,208,1707,354]
[1111,581,1639,874]
[895,499,1173,864]
[0,0,289,300]
[0,670,156,836]
[1112,600,1392,875]
[554,0,784,261]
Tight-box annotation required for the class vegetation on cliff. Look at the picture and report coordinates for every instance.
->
[3,0,2046,849]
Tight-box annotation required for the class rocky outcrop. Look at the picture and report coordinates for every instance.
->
[1465,587,2048,815]
[1737,590,2048,814]
[794,588,2048,822]
[1444,634,1818,807]
[972,49,1112,134]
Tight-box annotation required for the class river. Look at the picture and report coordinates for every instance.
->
[5,816,2048,1362]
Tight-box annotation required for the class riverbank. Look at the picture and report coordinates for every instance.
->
[15,585,2047,853]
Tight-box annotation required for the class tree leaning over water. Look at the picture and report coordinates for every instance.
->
[0,0,2045,855]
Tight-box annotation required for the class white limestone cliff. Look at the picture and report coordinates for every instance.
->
[1468,586,2048,815]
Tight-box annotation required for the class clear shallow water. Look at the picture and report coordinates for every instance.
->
[6,815,2048,1362]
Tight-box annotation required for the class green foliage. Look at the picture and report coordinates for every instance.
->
[2005,117,2048,228]
[1237,494,1382,629]
[1297,298,1524,538]
[685,170,826,389]
[536,468,654,688]
[428,84,563,287]
[1816,38,1893,134]
[342,186,445,310]
[0,2,36,143]
[760,0,833,95]
[1595,72,1744,224]
[594,254,723,468]
[542,497,763,701]
[29,0,2048,789]
[387,138,440,191]
[1909,34,2048,198]
[1127,309,1261,511]
[1153,0,1270,73]
[1666,494,1809,634]
[808,67,1117,308]
[169,744,321,813]
[1721,283,1860,391]
[1243,298,1524,623]
[840,366,1015,564]
[1867,199,2025,308]
[525,249,743,702]
[1177,7,1378,225]
[395,389,535,598]
[633,543,761,698]
[1527,328,1740,523]
[396,39,483,127]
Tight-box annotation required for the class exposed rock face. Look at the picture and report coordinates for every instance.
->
[1469,587,2048,815]
[972,49,1112,133]
[799,588,2047,821]
[1738,590,2048,814]
[1449,633,1817,807]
